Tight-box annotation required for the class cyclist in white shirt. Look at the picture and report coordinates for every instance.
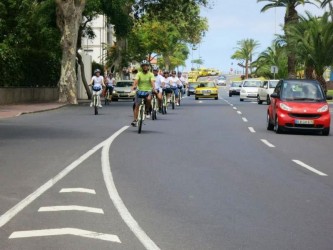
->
[89,69,105,108]
[152,66,164,111]
[169,70,181,105]
[177,71,187,95]
[162,70,172,102]
[105,72,115,101]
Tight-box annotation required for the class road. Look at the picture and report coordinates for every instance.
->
[1,87,333,250]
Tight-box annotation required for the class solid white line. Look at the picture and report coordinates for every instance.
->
[9,228,121,243]
[248,127,256,133]
[38,206,104,214]
[101,127,160,250]
[292,160,328,176]
[237,111,242,115]
[242,117,248,122]
[59,188,96,194]
[261,139,275,148]
[0,128,126,228]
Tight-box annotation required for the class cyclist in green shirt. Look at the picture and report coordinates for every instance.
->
[131,60,155,126]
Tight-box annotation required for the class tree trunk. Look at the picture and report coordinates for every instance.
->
[304,65,315,80]
[245,59,249,79]
[316,74,327,94]
[77,52,92,99]
[56,0,86,104]
[284,6,298,79]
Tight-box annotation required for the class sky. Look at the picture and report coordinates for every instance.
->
[184,0,326,74]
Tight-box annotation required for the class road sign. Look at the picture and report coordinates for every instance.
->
[271,66,278,74]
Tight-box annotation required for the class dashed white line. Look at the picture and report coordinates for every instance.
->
[38,206,104,214]
[261,139,275,148]
[242,117,248,122]
[233,107,237,110]
[248,127,256,133]
[9,228,121,243]
[60,188,96,194]
[102,127,160,250]
[292,160,327,176]
[237,111,242,115]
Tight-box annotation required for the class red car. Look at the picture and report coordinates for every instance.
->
[267,79,332,135]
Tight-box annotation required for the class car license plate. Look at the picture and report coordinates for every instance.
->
[203,90,211,95]
[295,120,314,125]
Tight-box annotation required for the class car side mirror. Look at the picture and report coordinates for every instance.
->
[326,95,333,100]
[270,93,280,99]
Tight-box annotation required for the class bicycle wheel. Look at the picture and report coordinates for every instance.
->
[178,92,181,106]
[138,107,144,134]
[93,96,98,115]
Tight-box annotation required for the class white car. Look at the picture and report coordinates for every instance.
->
[216,75,227,86]
[240,79,262,101]
[257,80,279,105]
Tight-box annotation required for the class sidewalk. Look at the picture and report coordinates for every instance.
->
[0,102,67,119]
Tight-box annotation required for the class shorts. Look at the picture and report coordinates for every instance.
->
[163,88,173,94]
[155,87,163,94]
[134,91,151,105]
[171,87,179,97]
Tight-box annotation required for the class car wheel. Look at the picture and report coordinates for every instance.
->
[112,98,118,102]
[195,97,199,100]
[267,113,274,131]
[274,116,283,134]
[229,93,232,97]
[322,127,330,136]
[257,95,263,104]
[187,93,190,96]
[215,97,218,100]
[240,98,244,102]
[266,95,271,105]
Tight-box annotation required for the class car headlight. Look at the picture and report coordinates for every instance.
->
[317,105,329,113]
[280,103,293,111]
[113,90,117,94]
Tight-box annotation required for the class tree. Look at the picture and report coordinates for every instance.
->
[287,12,333,92]
[56,0,86,104]
[253,41,288,79]
[231,39,260,79]
[257,0,318,79]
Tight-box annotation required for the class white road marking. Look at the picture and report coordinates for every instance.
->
[9,228,121,243]
[237,111,242,115]
[0,127,127,228]
[101,127,160,250]
[261,139,275,148]
[199,101,203,103]
[60,188,96,194]
[292,160,328,176]
[38,206,104,214]
[248,127,256,133]
[242,117,248,122]
[230,104,234,106]
[233,107,237,110]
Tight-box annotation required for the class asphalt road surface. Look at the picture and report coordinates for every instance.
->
[1,88,333,250]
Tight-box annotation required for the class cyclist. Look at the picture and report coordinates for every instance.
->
[169,70,181,106]
[131,60,155,126]
[89,69,105,108]
[177,71,187,95]
[162,70,172,102]
[152,66,164,112]
[105,72,115,101]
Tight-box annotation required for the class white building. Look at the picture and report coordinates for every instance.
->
[81,15,116,65]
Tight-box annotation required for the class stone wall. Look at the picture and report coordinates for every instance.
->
[0,88,58,105]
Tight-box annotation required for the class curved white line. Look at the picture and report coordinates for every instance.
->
[101,126,160,250]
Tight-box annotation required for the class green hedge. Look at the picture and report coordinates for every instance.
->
[0,45,61,87]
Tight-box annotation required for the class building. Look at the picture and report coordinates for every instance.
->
[81,15,116,66]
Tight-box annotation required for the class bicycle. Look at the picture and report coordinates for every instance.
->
[92,89,100,115]
[136,91,150,134]
[178,86,183,106]
[162,89,168,115]
[170,88,176,110]
[151,92,158,120]
[104,86,113,105]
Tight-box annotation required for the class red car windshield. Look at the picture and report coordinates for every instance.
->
[281,81,325,101]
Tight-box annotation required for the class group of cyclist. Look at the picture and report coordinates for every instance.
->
[89,60,187,127]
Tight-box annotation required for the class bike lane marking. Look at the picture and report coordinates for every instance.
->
[0,127,127,228]
[59,188,96,194]
[260,139,275,148]
[292,160,327,176]
[101,126,161,250]
[38,206,104,214]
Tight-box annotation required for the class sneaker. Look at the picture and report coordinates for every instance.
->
[146,114,151,119]
[131,120,137,127]
[176,103,179,106]
[98,105,103,108]
[90,102,93,107]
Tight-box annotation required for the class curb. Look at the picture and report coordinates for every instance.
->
[15,104,68,117]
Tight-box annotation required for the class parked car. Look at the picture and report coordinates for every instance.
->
[240,79,262,101]
[228,81,242,96]
[216,75,227,86]
[187,82,200,96]
[112,80,135,101]
[195,82,218,100]
[267,79,332,135]
[257,80,279,104]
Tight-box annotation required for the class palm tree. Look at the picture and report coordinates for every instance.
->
[257,0,319,79]
[252,40,288,79]
[231,39,260,79]
[287,12,333,92]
